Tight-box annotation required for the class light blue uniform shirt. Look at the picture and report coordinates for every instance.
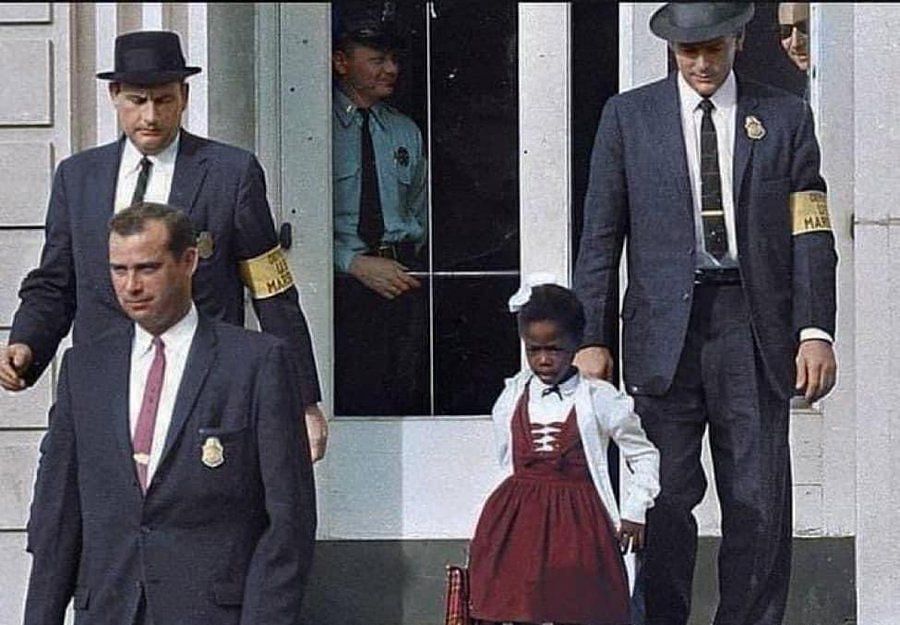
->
[332,88,428,273]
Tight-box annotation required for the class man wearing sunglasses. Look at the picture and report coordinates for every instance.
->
[778,3,810,72]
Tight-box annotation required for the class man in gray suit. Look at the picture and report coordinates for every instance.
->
[24,203,316,625]
[573,4,837,624]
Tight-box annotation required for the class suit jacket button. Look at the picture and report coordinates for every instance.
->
[682,292,690,301]
[630,385,639,393]
[140,526,151,535]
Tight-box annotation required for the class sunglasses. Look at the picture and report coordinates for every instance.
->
[777,20,809,39]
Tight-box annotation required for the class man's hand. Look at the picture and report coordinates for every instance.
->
[795,339,837,403]
[349,255,421,299]
[574,346,614,382]
[0,343,33,392]
[304,404,328,463]
[617,519,645,554]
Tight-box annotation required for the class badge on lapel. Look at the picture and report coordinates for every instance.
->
[196,231,215,259]
[201,436,225,468]
[394,146,410,167]
[744,115,766,140]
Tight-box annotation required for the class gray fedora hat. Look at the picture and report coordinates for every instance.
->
[650,3,755,44]
[96,31,201,85]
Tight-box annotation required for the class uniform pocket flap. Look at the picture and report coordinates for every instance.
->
[212,582,244,606]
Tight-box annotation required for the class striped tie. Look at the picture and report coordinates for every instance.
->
[699,98,728,261]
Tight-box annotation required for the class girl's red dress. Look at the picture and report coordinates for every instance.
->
[469,385,631,625]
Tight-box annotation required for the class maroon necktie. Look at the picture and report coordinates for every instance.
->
[133,336,165,493]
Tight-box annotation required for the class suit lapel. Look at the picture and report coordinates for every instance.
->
[656,74,693,211]
[733,79,759,211]
[159,316,217,464]
[168,130,209,215]
[109,326,135,472]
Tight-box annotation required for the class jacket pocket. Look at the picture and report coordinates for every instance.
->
[212,582,244,606]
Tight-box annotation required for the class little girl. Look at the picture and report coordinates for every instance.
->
[468,278,660,625]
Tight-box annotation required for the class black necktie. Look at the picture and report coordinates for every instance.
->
[131,156,153,206]
[357,108,385,250]
[699,99,729,261]
[542,385,563,400]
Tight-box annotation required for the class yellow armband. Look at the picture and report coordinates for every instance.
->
[238,246,295,299]
[790,190,832,235]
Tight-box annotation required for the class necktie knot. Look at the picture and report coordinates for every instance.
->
[542,385,563,400]
[699,98,715,115]
[152,336,165,352]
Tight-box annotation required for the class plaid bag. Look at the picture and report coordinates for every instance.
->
[445,565,476,625]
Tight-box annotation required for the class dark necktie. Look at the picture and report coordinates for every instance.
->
[133,337,165,493]
[357,108,385,250]
[699,99,729,261]
[542,385,563,400]
[131,156,153,206]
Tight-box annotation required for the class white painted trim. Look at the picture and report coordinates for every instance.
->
[95,3,118,145]
[618,2,667,92]
[141,2,164,30]
[186,3,208,137]
[518,2,572,284]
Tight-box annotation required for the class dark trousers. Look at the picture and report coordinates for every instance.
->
[634,285,792,625]
[334,274,429,415]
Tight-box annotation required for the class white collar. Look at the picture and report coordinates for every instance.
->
[133,303,198,357]
[530,369,580,398]
[121,130,181,175]
[677,70,737,114]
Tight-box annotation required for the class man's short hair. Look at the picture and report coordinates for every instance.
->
[109,202,196,257]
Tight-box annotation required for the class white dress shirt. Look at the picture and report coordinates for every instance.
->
[678,71,739,266]
[528,373,578,451]
[677,72,831,343]
[114,131,180,212]
[129,304,198,484]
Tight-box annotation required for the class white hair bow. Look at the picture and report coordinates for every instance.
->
[508,272,559,313]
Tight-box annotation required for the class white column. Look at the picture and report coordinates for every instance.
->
[853,4,900,623]
[618,2,666,91]
[95,2,118,144]
[141,3,164,30]
[185,3,208,137]
[518,3,571,283]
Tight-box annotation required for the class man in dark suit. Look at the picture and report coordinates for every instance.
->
[573,4,837,625]
[0,30,328,461]
[24,202,316,625]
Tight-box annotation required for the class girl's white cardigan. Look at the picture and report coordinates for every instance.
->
[490,369,661,528]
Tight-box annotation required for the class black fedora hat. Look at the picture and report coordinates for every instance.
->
[650,3,755,44]
[96,30,201,85]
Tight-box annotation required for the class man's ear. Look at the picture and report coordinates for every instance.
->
[108,82,120,102]
[735,29,746,52]
[180,83,189,112]
[332,50,349,76]
[184,247,199,275]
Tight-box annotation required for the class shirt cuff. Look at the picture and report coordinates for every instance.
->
[799,327,833,344]
[334,247,360,274]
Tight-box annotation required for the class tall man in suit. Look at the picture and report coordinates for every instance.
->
[24,203,316,625]
[0,30,328,461]
[573,4,837,624]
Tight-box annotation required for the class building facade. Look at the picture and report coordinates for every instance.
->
[0,3,897,624]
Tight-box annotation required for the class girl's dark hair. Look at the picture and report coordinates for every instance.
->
[517,284,586,345]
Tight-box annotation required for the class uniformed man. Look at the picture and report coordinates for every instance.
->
[0,30,328,461]
[573,3,837,624]
[331,2,429,415]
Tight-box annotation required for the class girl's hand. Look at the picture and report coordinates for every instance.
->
[617,520,645,553]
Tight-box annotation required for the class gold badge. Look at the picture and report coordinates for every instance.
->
[744,115,766,140]
[196,231,214,259]
[201,436,225,468]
